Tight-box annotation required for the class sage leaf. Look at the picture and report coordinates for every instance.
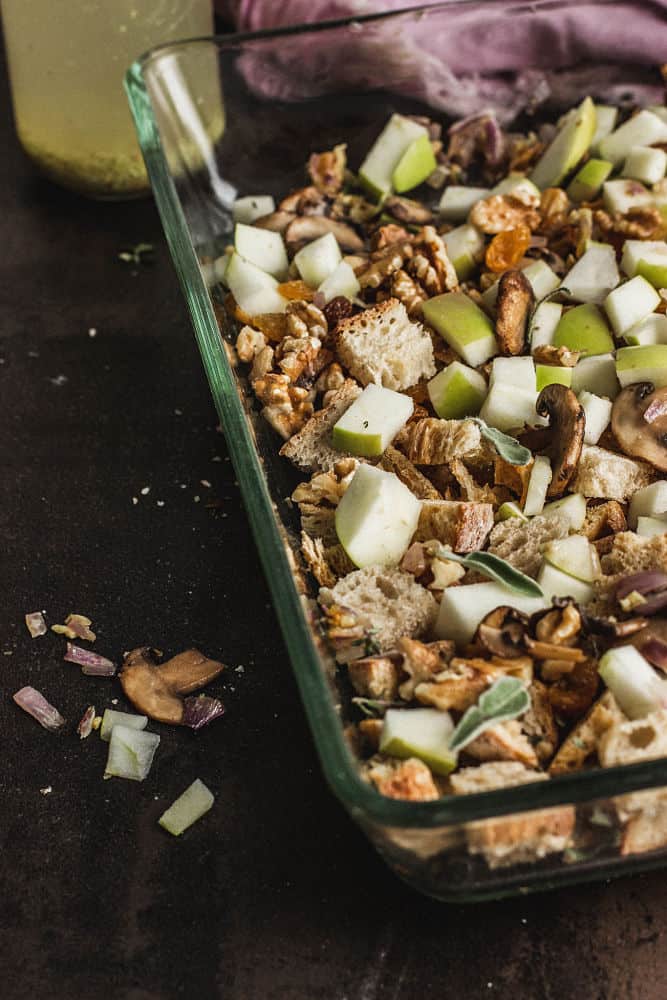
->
[473,419,532,467]
[435,546,544,598]
[449,677,531,753]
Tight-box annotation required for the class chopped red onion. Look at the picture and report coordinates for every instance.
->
[182,695,225,731]
[64,642,116,676]
[312,291,326,310]
[636,591,667,617]
[77,705,96,739]
[641,639,667,670]
[484,115,505,166]
[13,686,65,731]
[616,572,667,602]
[25,612,47,638]
[52,613,96,642]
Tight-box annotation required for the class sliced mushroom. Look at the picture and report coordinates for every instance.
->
[120,646,226,726]
[278,185,329,217]
[285,215,365,253]
[611,382,667,472]
[384,195,433,226]
[474,606,529,658]
[626,618,667,667]
[535,383,585,497]
[253,211,297,234]
[495,269,535,355]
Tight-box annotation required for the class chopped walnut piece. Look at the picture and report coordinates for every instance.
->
[581,501,628,541]
[359,242,413,290]
[390,268,426,316]
[275,334,327,384]
[292,460,357,506]
[398,636,455,701]
[236,324,266,363]
[470,194,540,234]
[415,665,489,713]
[369,757,440,801]
[348,655,400,700]
[371,223,412,250]
[456,655,534,684]
[538,187,570,230]
[314,361,346,396]
[428,557,465,591]
[253,373,313,439]
[532,344,580,367]
[534,602,582,645]
[286,299,328,341]
[594,206,664,240]
[307,143,346,195]
[410,225,458,294]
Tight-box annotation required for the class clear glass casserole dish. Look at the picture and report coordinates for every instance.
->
[125,0,667,900]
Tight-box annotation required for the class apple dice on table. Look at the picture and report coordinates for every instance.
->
[616,344,667,387]
[529,301,563,351]
[335,464,421,568]
[332,384,413,458]
[536,562,594,605]
[422,292,498,367]
[604,276,660,336]
[530,96,596,189]
[624,314,667,346]
[380,708,456,776]
[553,304,614,356]
[621,240,667,291]
[427,361,487,419]
[602,179,654,215]
[570,353,619,399]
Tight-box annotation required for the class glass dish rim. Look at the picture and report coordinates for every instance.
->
[125,1,667,831]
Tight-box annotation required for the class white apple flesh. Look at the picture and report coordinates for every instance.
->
[616,345,667,387]
[536,562,595,604]
[530,301,563,350]
[442,224,485,281]
[628,481,667,529]
[489,356,536,391]
[541,493,587,531]
[234,223,288,279]
[380,708,456,775]
[602,178,654,215]
[435,581,548,645]
[570,353,619,399]
[317,260,360,304]
[438,185,490,222]
[604,276,661,336]
[225,252,287,315]
[590,105,618,151]
[578,391,612,444]
[422,292,498,367]
[598,109,667,166]
[479,384,538,433]
[294,232,341,287]
[599,646,667,719]
[332,384,413,457]
[232,195,276,224]
[560,244,619,304]
[523,456,552,516]
[335,464,421,568]
[427,361,487,419]
[637,516,667,537]
[622,145,667,186]
[543,534,600,583]
[624,314,667,346]
[359,114,428,199]
[530,96,596,189]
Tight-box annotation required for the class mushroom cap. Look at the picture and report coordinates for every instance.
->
[474,605,529,658]
[495,269,535,356]
[611,382,667,472]
[120,647,226,725]
[285,215,365,253]
[536,383,585,497]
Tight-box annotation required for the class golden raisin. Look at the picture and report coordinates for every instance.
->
[485,224,531,273]
[276,280,315,301]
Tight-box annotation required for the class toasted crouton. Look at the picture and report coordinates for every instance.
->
[416,499,494,552]
[464,720,539,769]
[487,514,569,578]
[598,709,667,768]
[348,656,400,700]
[600,531,667,578]
[280,379,362,472]
[572,445,654,501]
[581,500,627,541]
[378,445,442,500]
[395,417,485,465]
[335,298,435,390]
[298,504,338,546]
[358,718,383,753]
[368,756,440,801]
[415,666,489,713]
[549,691,624,775]
[450,761,545,795]
[617,789,667,856]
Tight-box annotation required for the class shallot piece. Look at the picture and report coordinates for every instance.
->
[182,695,226,731]
[13,686,65,731]
[616,573,667,615]
[77,705,96,739]
[52,614,96,642]
[25,612,47,638]
[64,642,116,676]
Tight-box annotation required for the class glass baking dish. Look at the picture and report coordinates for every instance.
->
[126,1,667,900]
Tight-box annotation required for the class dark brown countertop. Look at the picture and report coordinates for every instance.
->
[1,37,666,1000]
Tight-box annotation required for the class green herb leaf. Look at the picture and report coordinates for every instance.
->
[351,697,395,718]
[435,546,544,598]
[473,419,532,467]
[448,677,531,753]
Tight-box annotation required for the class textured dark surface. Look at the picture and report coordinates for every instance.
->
[1,41,667,1000]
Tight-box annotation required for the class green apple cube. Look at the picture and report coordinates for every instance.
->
[530,301,563,350]
[442,224,485,280]
[561,244,619,304]
[427,361,487,419]
[544,534,600,583]
[578,390,612,444]
[438,185,490,222]
[490,356,536,392]
[554,304,614,356]
[318,261,361,304]
[637,258,667,291]
[536,365,572,392]
[602,178,654,215]
[496,501,528,523]
[234,223,288,279]
[604,275,660,336]
[523,455,552,516]
[648,106,667,125]
[622,145,667,186]
[158,779,215,836]
[621,239,667,288]
[566,158,613,202]
[332,384,413,457]
[435,581,548,645]
[483,260,560,312]
[422,292,498,367]
[536,562,594,604]
[100,709,148,742]
[637,516,667,538]
[201,252,231,289]
[491,174,541,199]
[616,344,667,388]
[570,352,619,398]
[598,110,667,166]
[541,493,587,531]
[104,725,160,782]
[380,707,456,775]
[590,105,619,151]
[335,464,421,568]
[479,384,538,433]
[294,232,341,287]
[628,481,667,529]
[359,114,428,199]
[232,194,275,224]
[599,646,667,719]
[530,96,596,189]
[392,133,437,193]
[624,313,667,346]
[225,252,287,315]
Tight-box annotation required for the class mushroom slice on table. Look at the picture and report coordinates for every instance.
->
[120,646,226,728]
[612,383,667,472]
[535,383,585,497]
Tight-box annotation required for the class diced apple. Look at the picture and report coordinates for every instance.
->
[541,493,587,531]
[491,174,541,200]
[621,239,667,288]
[380,708,456,775]
[530,97,596,189]
[200,252,231,288]
[598,109,667,166]
[479,384,538,433]
[435,581,548,645]
[623,145,667,186]
[624,314,667,346]
[648,106,667,125]
[234,223,288,279]
[536,365,572,392]
[553,304,614,356]
[602,178,654,215]
[422,292,498,367]
[489,356,536,392]
[225,252,287,315]
[530,301,563,351]
[616,344,667,388]
[318,261,361,304]
[232,194,276,224]
[590,105,619,151]
[392,134,437,193]
[560,244,619,304]
[566,158,613,202]
[359,114,428,199]
[483,260,560,312]
[438,185,490,222]
[578,390,612,445]
[523,455,552,516]
[537,562,594,604]
[335,465,421,568]
[637,516,667,537]
[427,361,487,419]
[599,645,667,719]
[294,232,341,288]
[496,501,528,522]
[570,353,619,399]
[332,384,413,457]
[604,276,661,336]
[628,481,667,529]
[442,224,486,281]
[543,534,600,583]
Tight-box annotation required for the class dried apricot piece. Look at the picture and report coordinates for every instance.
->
[485,224,531,273]
[277,280,315,301]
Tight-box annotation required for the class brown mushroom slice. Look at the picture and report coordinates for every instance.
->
[285,215,365,253]
[535,384,585,497]
[384,195,434,226]
[474,606,530,659]
[495,269,535,355]
[611,383,667,472]
[253,211,297,234]
[120,647,226,727]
